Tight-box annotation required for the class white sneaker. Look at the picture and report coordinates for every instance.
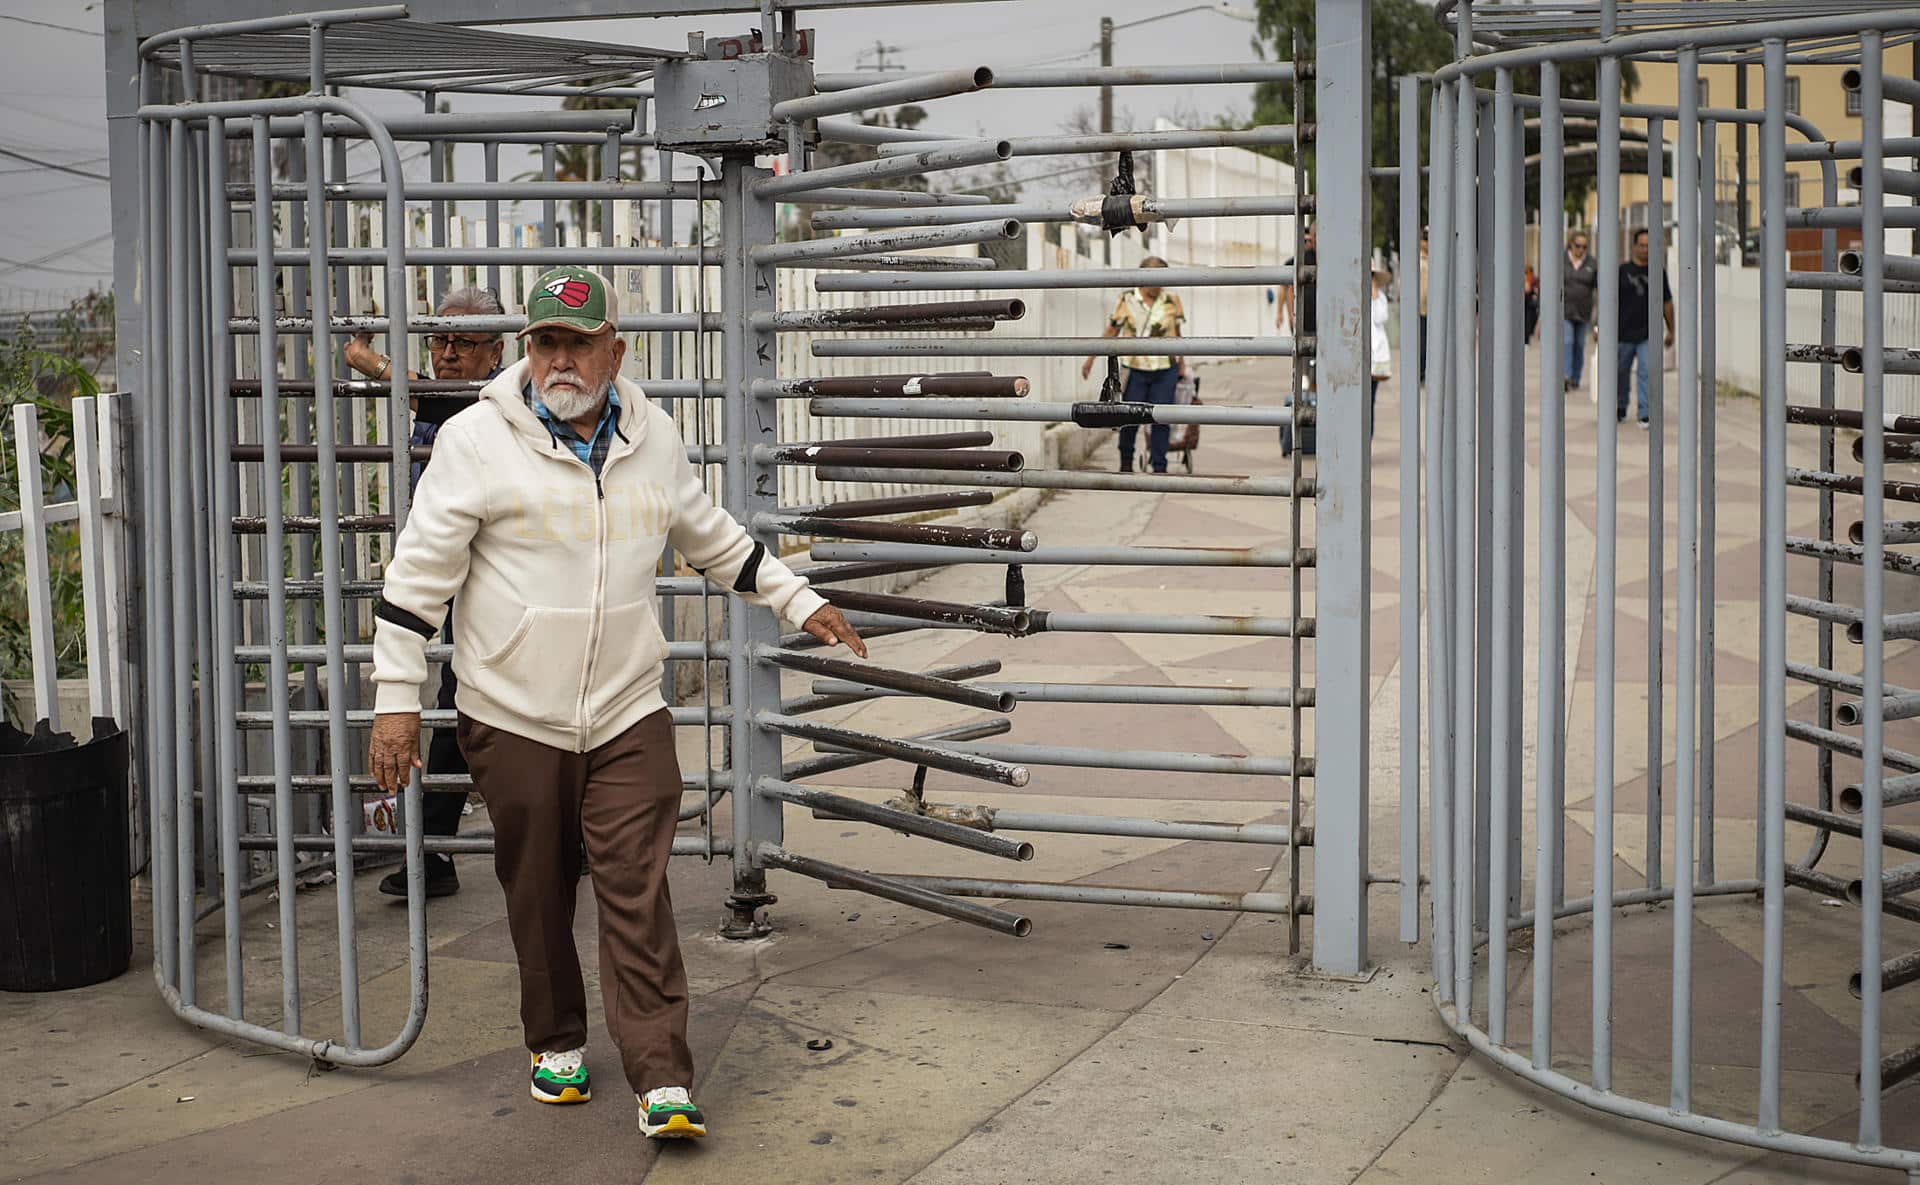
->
[638,1085,707,1138]
[529,1047,590,1104]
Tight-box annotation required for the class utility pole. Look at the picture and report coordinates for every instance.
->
[856,40,904,73]
[1736,62,1749,250]
[1099,16,1114,134]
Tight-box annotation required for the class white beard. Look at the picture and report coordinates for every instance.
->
[537,373,606,423]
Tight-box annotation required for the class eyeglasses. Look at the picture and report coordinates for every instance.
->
[427,335,497,355]
[1571,240,1589,249]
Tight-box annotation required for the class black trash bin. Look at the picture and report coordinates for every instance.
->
[0,717,133,991]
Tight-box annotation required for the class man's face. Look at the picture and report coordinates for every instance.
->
[1569,235,1589,258]
[1632,233,1650,265]
[1303,227,1316,252]
[427,316,502,381]
[526,327,625,420]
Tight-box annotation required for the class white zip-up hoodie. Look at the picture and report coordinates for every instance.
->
[371,358,826,752]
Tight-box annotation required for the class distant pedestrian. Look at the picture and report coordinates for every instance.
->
[1523,264,1540,344]
[1082,256,1187,474]
[1561,229,1598,392]
[1617,227,1675,426]
[1370,259,1392,438]
[1417,230,1429,384]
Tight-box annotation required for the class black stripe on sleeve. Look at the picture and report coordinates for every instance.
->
[732,541,765,595]
[375,597,438,639]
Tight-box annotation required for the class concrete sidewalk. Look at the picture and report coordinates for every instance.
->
[2,351,1909,1184]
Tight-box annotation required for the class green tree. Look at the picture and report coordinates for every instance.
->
[1251,0,1637,249]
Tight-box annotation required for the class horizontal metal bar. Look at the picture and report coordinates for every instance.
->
[809,397,1296,427]
[814,265,1302,293]
[761,712,1029,787]
[786,490,993,518]
[874,125,1304,158]
[763,373,1028,398]
[219,108,636,138]
[757,645,1014,713]
[758,844,1031,937]
[762,444,1023,472]
[757,779,1032,861]
[768,514,1036,553]
[226,179,699,203]
[805,679,1310,708]
[810,194,1304,231]
[229,313,712,335]
[1789,404,1920,435]
[756,140,1011,199]
[754,219,1020,265]
[1043,610,1311,638]
[234,833,727,857]
[1850,949,1920,999]
[1787,137,1920,162]
[231,514,392,535]
[758,300,1024,332]
[772,66,994,122]
[229,247,711,267]
[782,717,1012,781]
[778,187,994,208]
[1785,720,1920,774]
[1841,770,1920,816]
[1788,864,1920,927]
[820,588,1032,635]
[1785,535,1920,577]
[236,707,728,730]
[1786,206,1920,230]
[815,336,1297,358]
[808,541,1312,567]
[814,63,1300,91]
[984,808,1305,847]
[231,640,727,664]
[921,741,1305,778]
[1848,858,1920,905]
[1786,467,1920,505]
[853,873,1302,915]
[816,464,1308,498]
[1786,272,1920,297]
[1837,690,1920,726]
[784,659,1001,715]
[233,771,729,794]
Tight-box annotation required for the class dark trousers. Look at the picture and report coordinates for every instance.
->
[1417,314,1427,383]
[458,708,693,1095]
[1117,365,1179,472]
[423,607,468,842]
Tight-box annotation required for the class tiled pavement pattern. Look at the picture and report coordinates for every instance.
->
[4,349,1916,1184]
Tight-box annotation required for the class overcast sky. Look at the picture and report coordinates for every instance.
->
[0,1,1271,311]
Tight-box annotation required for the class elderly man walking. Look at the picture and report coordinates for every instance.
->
[368,267,864,1139]
[344,286,507,899]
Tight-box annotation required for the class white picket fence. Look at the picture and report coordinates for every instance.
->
[1,394,127,734]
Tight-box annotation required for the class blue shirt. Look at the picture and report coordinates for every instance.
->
[527,383,623,477]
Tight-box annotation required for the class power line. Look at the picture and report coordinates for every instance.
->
[0,14,101,37]
[0,230,115,280]
[0,145,108,181]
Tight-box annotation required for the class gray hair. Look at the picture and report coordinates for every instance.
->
[436,285,505,322]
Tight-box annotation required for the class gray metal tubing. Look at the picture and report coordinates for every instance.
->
[233,707,731,729]
[777,186,994,208]
[1786,535,1920,578]
[1591,40,1623,1096]
[812,336,1297,358]
[983,810,1299,847]
[1399,72,1422,948]
[814,464,1304,498]
[1672,51,1701,1114]
[755,140,1010,198]
[806,398,1298,427]
[229,834,729,857]
[756,779,1032,862]
[137,4,404,53]
[1846,773,1920,815]
[1851,949,1920,1000]
[874,125,1302,158]
[809,195,1303,231]
[783,659,1002,715]
[1839,691,1920,727]
[232,246,710,267]
[856,873,1299,916]
[753,219,1019,266]
[814,63,1298,91]
[927,741,1302,779]
[1849,859,1920,906]
[1425,73,1458,1004]
[760,713,1030,787]
[1450,66,1477,1022]
[140,100,173,992]
[756,646,1013,713]
[814,117,957,145]
[773,66,993,122]
[1646,116,1666,898]
[1788,271,1920,296]
[1487,69,1519,1045]
[1531,60,1563,1057]
[1787,803,1920,863]
[1757,39,1790,1133]
[187,107,220,960]
[215,109,633,140]
[225,179,701,203]
[249,118,300,1032]
[803,680,1308,708]
[758,845,1032,938]
[1699,118,1718,889]
[782,718,1013,781]
[1842,250,1920,283]
[1050,610,1313,638]
[206,118,244,1018]
[814,266,1301,293]
[229,314,712,335]
[1789,137,1920,163]
[166,111,196,1007]
[807,540,1309,567]
[235,640,733,665]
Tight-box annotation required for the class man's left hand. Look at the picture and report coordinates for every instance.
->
[802,604,867,658]
[1665,328,1675,347]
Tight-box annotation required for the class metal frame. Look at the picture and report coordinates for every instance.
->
[117,0,1373,1069]
[1418,2,1920,1175]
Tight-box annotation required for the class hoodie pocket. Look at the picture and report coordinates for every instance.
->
[585,599,669,719]
[475,605,593,729]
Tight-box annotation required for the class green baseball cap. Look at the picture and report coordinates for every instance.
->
[520,267,618,337]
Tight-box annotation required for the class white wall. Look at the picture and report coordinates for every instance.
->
[1712,262,1920,415]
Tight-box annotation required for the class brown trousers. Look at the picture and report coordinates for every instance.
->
[456,708,692,1095]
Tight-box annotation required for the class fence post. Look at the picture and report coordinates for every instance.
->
[14,403,61,733]
[73,395,112,723]
[1312,0,1373,975]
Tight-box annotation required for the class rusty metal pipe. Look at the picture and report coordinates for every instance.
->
[763,373,1029,398]
[1851,439,1920,465]
[782,718,1012,781]
[757,780,1033,862]
[820,588,1033,635]
[1851,948,1920,999]
[762,445,1024,472]
[757,845,1032,938]
[783,659,1001,715]
[758,299,1025,331]
[767,515,1037,553]
[757,713,1030,788]
[231,514,392,535]
[756,646,1016,713]
[787,490,993,519]
[798,431,995,451]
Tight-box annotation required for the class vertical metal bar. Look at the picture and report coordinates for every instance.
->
[1592,27,1623,1094]
[1816,129,1839,856]
[1534,58,1566,1071]
[690,168,718,861]
[167,104,197,1006]
[1757,36,1789,1134]
[207,118,245,1019]
[251,118,301,1033]
[723,160,787,934]
[1645,116,1666,895]
[306,24,360,1046]
[188,104,221,915]
[1426,77,1458,1000]
[1671,55,1701,1115]
[1487,67,1518,1042]
[14,403,59,730]
[1451,62,1478,1019]
[602,130,619,251]
[1857,32,1888,1146]
[657,146,679,707]
[145,112,178,991]
[1287,34,1307,956]
[285,143,318,825]
[428,96,446,309]
[484,140,500,300]
[74,397,111,722]
[1399,73,1422,946]
[1699,118,1718,888]
[1310,0,1373,976]
[541,142,556,244]
[1474,106,1495,926]
[1504,84,1526,922]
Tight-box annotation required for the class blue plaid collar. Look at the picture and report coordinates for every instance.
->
[526,382,623,476]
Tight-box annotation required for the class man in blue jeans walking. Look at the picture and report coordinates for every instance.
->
[1561,229,1597,391]
[1616,227,1674,425]
[1082,256,1187,473]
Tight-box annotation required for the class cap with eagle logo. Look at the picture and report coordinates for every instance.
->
[519,267,618,338]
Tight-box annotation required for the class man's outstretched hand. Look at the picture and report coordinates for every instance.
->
[802,604,868,658]
[369,712,422,792]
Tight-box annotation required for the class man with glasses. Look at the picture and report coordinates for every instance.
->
[343,287,506,898]
[1561,229,1598,392]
